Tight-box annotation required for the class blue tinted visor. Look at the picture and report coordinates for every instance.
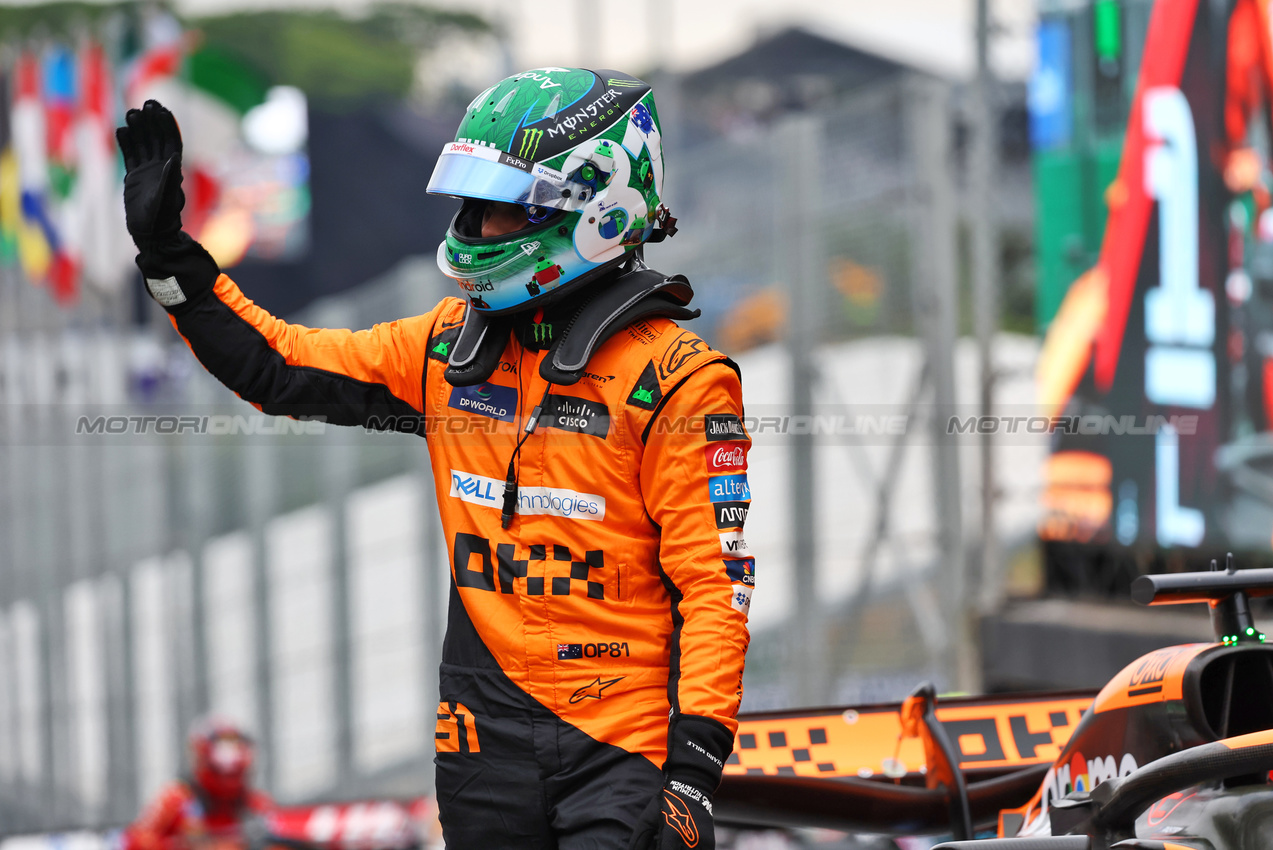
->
[427,145,573,209]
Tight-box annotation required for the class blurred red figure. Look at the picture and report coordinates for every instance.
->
[123,718,272,850]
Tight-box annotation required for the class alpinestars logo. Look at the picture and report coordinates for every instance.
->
[568,676,624,704]
[662,790,701,847]
[659,334,709,380]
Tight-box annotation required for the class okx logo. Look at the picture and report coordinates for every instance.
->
[448,383,517,422]
[452,532,607,599]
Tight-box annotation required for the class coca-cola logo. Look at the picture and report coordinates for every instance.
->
[706,441,748,473]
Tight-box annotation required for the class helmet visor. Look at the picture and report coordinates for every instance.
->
[427,143,574,209]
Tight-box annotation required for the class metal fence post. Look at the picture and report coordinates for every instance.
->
[776,111,827,707]
[245,439,277,792]
[971,0,1001,624]
[907,74,969,692]
[183,381,216,723]
[326,425,355,787]
[111,566,140,822]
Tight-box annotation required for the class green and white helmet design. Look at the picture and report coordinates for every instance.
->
[426,67,668,314]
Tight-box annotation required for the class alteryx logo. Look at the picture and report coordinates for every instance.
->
[448,383,517,422]
[709,474,750,503]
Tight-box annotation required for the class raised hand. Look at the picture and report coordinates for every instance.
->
[116,100,185,244]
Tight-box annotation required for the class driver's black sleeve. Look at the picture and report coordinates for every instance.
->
[140,234,449,432]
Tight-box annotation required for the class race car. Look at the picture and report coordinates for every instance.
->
[716,558,1273,848]
[262,797,428,850]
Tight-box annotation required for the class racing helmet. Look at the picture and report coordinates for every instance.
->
[188,717,254,802]
[427,67,669,314]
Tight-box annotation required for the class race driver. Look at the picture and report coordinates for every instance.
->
[116,67,754,849]
[122,718,272,850]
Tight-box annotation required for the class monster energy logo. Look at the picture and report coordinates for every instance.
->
[631,386,654,404]
[519,128,543,159]
[534,322,553,343]
[433,341,450,356]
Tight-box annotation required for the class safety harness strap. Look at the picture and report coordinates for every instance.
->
[443,258,699,387]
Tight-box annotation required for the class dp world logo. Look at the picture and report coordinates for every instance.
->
[448,383,517,422]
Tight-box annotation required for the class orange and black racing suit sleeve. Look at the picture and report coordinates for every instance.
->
[137,234,442,430]
[640,359,752,788]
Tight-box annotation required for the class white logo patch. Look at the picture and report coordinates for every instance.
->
[719,530,751,557]
[449,470,606,521]
[145,276,187,307]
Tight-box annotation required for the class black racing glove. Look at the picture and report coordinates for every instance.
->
[117,99,185,245]
[116,99,219,312]
[629,715,735,850]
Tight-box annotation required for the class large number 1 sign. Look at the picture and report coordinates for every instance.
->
[1143,86,1209,545]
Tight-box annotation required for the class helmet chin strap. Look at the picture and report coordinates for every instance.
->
[443,254,699,388]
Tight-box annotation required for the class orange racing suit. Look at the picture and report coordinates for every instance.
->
[154,261,753,845]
